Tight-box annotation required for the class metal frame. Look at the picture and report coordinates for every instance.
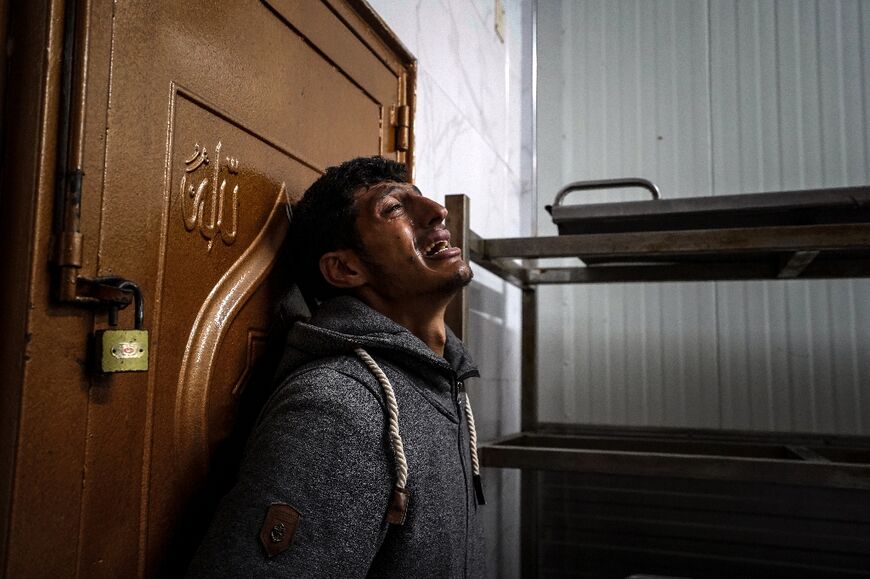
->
[483,430,870,490]
[444,195,469,341]
[444,191,870,578]
[478,224,870,283]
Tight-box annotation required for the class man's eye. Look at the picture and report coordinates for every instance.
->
[387,203,403,213]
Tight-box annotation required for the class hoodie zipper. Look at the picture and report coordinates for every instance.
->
[454,377,471,578]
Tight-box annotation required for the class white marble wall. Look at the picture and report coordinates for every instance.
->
[366,1,531,577]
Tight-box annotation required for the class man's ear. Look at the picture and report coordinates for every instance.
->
[319,249,367,289]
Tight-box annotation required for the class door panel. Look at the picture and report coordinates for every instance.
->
[148,87,311,573]
[3,0,414,576]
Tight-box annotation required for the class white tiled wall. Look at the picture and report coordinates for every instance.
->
[367,1,530,577]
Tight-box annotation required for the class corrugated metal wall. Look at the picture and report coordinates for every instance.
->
[537,0,870,435]
[535,470,870,578]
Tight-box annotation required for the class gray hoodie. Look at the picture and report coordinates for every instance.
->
[187,295,485,578]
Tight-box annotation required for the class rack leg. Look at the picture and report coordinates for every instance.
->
[520,286,538,578]
[445,194,470,340]
[521,287,537,432]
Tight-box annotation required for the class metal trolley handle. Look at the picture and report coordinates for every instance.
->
[546,178,662,214]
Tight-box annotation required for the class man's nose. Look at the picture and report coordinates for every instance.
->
[417,197,448,227]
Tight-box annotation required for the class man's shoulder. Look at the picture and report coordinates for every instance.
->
[275,354,385,407]
[252,354,387,442]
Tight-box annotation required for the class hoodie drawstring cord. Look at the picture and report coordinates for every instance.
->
[354,348,411,524]
[354,347,408,486]
[462,390,486,505]
[353,348,485,525]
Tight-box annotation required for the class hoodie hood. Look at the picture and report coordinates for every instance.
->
[275,294,480,383]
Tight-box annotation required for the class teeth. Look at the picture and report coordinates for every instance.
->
[424,240,450,256]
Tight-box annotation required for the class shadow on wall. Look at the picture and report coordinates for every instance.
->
[466,276,521,579]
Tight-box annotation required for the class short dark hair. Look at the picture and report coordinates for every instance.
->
[288,156,408,301]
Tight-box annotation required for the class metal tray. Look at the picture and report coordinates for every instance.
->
[547,180,870,236]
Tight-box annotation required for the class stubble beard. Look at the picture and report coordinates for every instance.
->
[359,250,473,301]
[446,262,474,293]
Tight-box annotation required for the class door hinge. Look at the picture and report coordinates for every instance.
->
[392,105,410,152]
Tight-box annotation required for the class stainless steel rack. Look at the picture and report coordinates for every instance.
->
[444,185,870,577]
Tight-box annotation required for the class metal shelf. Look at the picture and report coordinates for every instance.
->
[444,191,870,481]
[463,222,870,286]
[481,426,870,490]
[444,187,870,577]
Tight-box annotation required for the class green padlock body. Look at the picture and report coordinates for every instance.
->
[98,329,149,373]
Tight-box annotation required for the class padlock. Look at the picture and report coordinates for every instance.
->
[97,281,149,373]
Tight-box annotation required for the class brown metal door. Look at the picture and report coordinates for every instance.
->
[1,1,414,576]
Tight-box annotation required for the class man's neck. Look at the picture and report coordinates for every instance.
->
[356,292,451,357]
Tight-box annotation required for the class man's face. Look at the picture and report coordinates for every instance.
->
[351,181,473,302]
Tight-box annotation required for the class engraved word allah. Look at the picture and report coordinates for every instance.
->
[180,141,239,250]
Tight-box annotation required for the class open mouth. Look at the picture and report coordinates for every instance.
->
[423,239,451,257]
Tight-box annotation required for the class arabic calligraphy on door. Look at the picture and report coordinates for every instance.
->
[180,141,239,251]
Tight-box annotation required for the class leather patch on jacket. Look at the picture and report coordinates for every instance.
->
[259,503,301,558]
